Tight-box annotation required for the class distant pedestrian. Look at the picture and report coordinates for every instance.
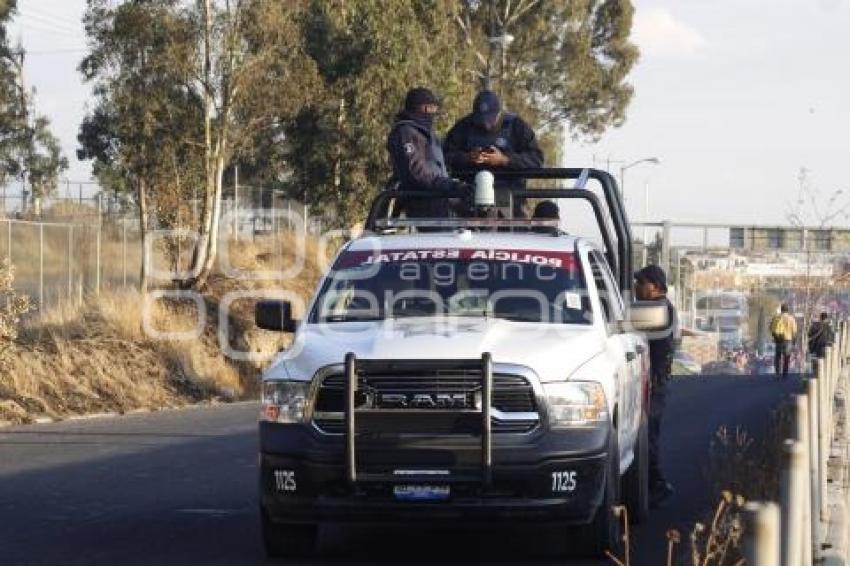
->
[769,304,797,378]
[807,312,834,359]
[634,265,679,508]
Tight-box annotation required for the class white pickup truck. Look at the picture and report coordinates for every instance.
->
[255,168,669,559]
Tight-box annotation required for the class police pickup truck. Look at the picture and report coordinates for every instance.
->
[255,169,669,558]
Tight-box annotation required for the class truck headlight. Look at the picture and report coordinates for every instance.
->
[261,381,309,423]
[543,382,608,428]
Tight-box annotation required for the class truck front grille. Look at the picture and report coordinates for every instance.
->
[312,372,539,434]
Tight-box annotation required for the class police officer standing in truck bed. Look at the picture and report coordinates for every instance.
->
[444,90,543,217]
[387,87,469,218]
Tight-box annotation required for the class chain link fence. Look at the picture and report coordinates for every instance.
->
[0,180,322,310]
[0,217,143,310]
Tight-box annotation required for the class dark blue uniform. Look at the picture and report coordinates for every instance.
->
[444,113,543,171]
[387,112,457,217]
[444,113,543,214]
[648,297,678,488]
[387,114,453,193]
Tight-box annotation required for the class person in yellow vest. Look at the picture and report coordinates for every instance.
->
[769,304,797,379]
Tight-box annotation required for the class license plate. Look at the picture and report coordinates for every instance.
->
[393,484,450,501]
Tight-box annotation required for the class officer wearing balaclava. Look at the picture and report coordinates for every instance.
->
[387,87,469,218]
[444,90,544,217]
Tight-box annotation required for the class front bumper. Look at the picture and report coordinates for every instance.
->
[259,422,610,527]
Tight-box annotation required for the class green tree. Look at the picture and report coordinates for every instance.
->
[286,0,473,222]
[80,0,316,289]
[184,0,318,288]
[78,0,641,256]
[0,2,67,207]
[0,0,23,188]
[453,0,639,140]
[80,0,204,291]
[22,114,68,208]
[288,0,639,221]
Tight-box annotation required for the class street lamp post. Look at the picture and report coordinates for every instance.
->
[621,157,660,267]
[619,157,660,199]
[488,33,515,96]
[642,181,650,266]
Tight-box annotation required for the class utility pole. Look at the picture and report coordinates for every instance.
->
[13,48,31,212]
[233,165,239,241]
[642,181,650,266]
[485,0,494,89]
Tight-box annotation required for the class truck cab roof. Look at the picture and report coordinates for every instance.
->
[347,231,587,254]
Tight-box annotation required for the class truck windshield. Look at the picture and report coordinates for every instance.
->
[310,247,591,324]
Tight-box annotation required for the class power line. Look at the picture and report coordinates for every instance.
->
[26,48,87,55]
[16,19,81,39]
[17,13,81,38]
[19,8,82,35]
[25,5,82,31]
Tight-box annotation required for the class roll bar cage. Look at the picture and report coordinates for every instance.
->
[365,168,633,293]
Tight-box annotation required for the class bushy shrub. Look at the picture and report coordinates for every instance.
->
[0,258,33,359]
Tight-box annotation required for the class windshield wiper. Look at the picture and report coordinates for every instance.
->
[491,314,542,323]
[322,315,383,323]
[390,310,440,319]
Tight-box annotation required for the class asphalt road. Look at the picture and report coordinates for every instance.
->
[0,374,801,566]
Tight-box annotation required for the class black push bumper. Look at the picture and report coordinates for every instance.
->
[259,421,610,527]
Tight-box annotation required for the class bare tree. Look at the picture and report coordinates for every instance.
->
[786,167,850,355]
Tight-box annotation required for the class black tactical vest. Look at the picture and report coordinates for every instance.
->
[464,114,516,153]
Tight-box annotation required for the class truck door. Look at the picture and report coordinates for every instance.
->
[588,252,640,469]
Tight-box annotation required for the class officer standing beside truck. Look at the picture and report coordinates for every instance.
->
[634,265,679,507]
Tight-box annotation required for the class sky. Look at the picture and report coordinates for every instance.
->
[8,0,850,226]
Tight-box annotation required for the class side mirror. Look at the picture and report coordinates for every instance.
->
[625,300,670,332]
[255,300,298,333]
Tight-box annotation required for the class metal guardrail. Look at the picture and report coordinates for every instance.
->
[743,322,850,565]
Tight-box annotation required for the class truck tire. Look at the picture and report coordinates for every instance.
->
[572,433,621,557]
[622,415,650,524]
[260,508,318,560]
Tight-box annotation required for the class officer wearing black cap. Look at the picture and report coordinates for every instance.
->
[531,200,560,234]
[634,264,679,507]
[387,87,468,217]
[444,90,544,217]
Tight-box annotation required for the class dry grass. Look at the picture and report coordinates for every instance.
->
[202,232,327,367]
[707,405,790,502]
[651,407,792,565]
[614,493,747,566]
[617,407,792,565]
[0,230,328,424]
[654,492,746,566]
[1,289,238,423]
